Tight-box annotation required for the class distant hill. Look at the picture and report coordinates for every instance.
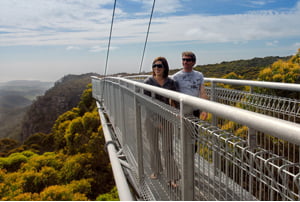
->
[0,80,54,140]
[0,80,53,87]
[0,80,53,101]
[169,55,292,79]
[0,95,31,109]
[20,73,100,141]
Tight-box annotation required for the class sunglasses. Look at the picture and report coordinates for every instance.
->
[152,64,164,68]
[182,58,193,62]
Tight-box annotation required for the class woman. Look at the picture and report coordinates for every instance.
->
[144,57,180,188]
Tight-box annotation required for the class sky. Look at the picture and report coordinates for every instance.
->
[0,0,300,82]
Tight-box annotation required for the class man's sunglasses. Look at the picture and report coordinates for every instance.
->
[152,64,164,68]
[182,58,193,62]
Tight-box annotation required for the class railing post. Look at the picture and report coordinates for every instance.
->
[180,99,194,200]
[134,86,144,188]
[210,80,221,175]
[248,127,257,149]
[119,80,126,146]
[210,80,217,126]
[250,85,254,94]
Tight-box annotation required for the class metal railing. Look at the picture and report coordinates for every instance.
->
[128,75,300,123]
[92,76,300,200]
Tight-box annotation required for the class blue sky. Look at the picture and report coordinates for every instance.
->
[0,0,300,82]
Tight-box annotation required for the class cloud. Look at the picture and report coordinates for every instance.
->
[89,45,119,52]
[159,7,300,44]
[66,46,81,51]
[129,0,182,14]
[293,42,300,48]
[266,40,279,46]
[248,0,270,6]
[0,0,300,48]
[89,46,106,52]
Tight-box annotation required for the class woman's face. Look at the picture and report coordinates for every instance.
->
[152,61,164,77]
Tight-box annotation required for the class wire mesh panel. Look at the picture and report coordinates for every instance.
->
[206,87,300,123]
[139,94,182,200]
[190,115,300,200]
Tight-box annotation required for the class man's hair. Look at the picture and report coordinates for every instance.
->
[182,51,196,62]
[152,56,169,78]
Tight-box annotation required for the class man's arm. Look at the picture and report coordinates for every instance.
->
[200,84,209,100]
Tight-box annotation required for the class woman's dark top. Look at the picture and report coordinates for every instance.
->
[144,76,178,105]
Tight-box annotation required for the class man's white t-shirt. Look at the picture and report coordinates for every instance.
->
[172,70,204,97]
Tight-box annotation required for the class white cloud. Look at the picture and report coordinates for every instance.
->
[66,46,81,51]
[248,0,269,6]
[151,7,300,44]
[293,42,300,48]
[266,40,279,46]
[89,45,106,52]
[0,0,300,48]
[89,45,119,52]
[129,0,182,14]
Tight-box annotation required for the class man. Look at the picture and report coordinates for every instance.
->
[173,51,209,120]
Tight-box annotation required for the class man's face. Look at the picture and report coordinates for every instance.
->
[182,56,195,72]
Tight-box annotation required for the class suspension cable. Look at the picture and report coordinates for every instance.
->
[101,0,117,99]
[138,0,156,74]
[103,0,117,77]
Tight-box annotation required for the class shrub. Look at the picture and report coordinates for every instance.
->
[10,192,41,201]
[0,152,28,172]
[96,186,119,201]
[59,153,93,183]
[68,179,92,196]
[40,185,88,201]
[21,152,65,172]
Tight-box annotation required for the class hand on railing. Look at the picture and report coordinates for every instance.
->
[200,111,208,120]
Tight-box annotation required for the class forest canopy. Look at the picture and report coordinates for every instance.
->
[0,84,117,200]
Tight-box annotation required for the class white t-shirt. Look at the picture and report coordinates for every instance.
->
[172,70,204,97]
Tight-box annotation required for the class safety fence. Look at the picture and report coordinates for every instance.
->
[92,76,300,200]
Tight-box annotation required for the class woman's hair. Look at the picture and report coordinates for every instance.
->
[182,51,196,62]
[152,56,169,78]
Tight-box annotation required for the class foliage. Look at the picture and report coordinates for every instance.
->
[59,153,93,183]
[257,49,300,98]
[0,138,20,157]
[291,48,300,64]
[185,56,291,79]
[96,186,119,201]
[39,185,88,201]
[0,83,114,200]
[218,72,247,91]
[0,151,37,172]
[20,152,65,172]
[78,84,96,115]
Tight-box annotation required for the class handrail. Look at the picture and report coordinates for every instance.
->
[124,75,300,92]
[99,76,300,145]
[96,101,134,201]
[205,77,300,92]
